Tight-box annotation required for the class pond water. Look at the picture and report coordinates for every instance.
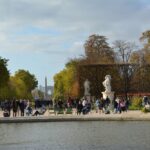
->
[0,121,150,150]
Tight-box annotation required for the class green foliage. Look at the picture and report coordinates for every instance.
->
[66,108,72,114]
[0,57,9,87]
[53,59,79,99]
[0,85,12,100]
[0,62,38,100]
[14,70,38,92]
[53,72,65,99]
[57,109,64,114]
[141,107,150,113]
[10,77,28,99]
[10,70,38,99]
[131,97,142,107]
[0,57,10,100]
[129,97,142,110]
[128,105,141,110]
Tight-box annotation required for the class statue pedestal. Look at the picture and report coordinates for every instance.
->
[101,91,115,111]
[101,91,114,101]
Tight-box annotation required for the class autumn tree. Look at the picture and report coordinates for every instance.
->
[53,59,80,100]
[84,35,115,63]
[113,40,137,99]
[9,76,28,99]
[14,70,38,93]
[129,30,150,92]
[140,30,150,50]
[0,57,38,100]
[3,70,39,99]
[0,57,10,100]
[130,56,150,92]
[0,57,9,87]
[130,30,150,92]
[113,40,136,63]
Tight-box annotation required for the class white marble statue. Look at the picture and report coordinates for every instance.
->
[102,75,112,92]
[84,79,90,96]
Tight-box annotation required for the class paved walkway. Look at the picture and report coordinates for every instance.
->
[0,110,150,123]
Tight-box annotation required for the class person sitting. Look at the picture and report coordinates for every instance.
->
[3,101,11,117]
[82,101,91,115]
[3,109,10,117]
[32,105,46,116]
[25,106,33,116]
[120,99,126,112]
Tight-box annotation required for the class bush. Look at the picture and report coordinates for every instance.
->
[66,108,72,114]
[129,105,141,110]
[132,96,142,107]
[129,97,142,110]
[57,108,64,114]
[141,107,150,113]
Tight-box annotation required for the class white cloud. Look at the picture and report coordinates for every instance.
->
[1,0,150,85]
[0,1,149,54]
[0,0,150,54]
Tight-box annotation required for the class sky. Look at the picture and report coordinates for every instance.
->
[0,0,150,86]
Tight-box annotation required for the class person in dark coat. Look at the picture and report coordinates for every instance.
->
[58,99,63,109]
[12,100,18,117]
[105,96,110,106]
[20,100,25,116]
[6,100,11,117]
[77,101,83,115]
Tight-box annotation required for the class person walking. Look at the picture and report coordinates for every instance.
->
[20,100,25,116]
[12,99,18,117]
[77,101,83,115]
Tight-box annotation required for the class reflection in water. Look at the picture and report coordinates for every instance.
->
[0,121,150,150]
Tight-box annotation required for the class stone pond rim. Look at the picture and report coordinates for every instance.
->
[0,116,150,123]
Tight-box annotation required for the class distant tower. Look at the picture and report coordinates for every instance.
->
[44,77,48,100]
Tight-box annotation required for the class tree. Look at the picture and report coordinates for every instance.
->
[14,70,38,93]
[53,71,65,99]
[125,31,150,93]
[84,34,115,63]
[113,40,136,63]
[9,76,28,99]
[129,51,141,64]
[113,40,137,99]
[53,59,80,99]
[140,30,150,50]
[0,57,9,87]
[0,57,10,100]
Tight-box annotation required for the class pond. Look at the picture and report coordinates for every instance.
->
[0,121,150,150]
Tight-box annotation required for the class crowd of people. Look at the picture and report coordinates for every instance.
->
[1,100,29,117]
[0,95,150,117]
[0,99,49,117]
[54,97,92,115]
[54,96,130,115]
